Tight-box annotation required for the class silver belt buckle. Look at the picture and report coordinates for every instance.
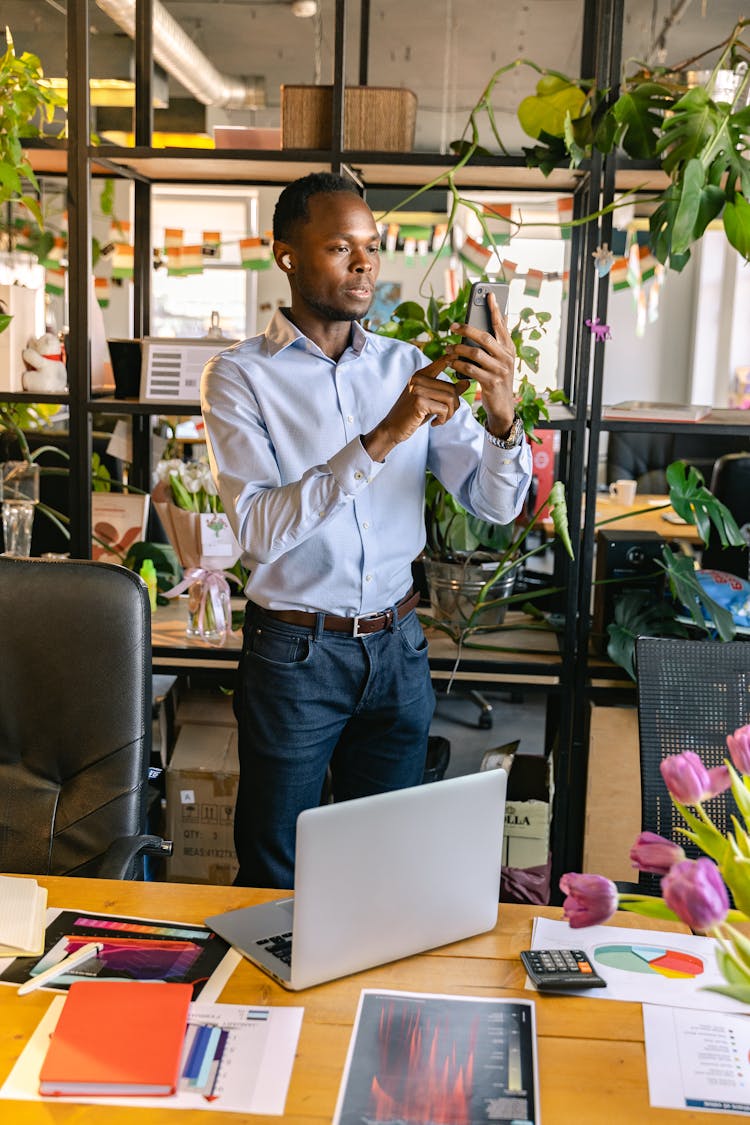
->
[352,610,382,637]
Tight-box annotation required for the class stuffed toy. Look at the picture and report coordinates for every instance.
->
[21,333,68,393]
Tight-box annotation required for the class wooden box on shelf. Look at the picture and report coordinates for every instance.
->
[280,85,417,151]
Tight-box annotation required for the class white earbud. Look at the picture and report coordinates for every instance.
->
[281,254,292,269]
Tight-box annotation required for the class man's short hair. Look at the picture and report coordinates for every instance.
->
[273,172,362,242]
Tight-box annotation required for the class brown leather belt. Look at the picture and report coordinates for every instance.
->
[258,588,420,637]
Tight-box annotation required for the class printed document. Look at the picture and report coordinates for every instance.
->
[644,1004,750,1115]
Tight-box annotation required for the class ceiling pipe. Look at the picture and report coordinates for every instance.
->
[95,0,265,109]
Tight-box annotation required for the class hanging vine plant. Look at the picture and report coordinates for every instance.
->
[394,18,749,275]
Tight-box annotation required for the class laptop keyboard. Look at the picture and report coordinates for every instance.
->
[256,931,293,966]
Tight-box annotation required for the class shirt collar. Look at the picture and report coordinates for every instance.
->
[264,307,371,359]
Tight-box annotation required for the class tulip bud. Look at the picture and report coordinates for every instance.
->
[661,858,729,932]
[727,725,750,774]
[629,831,685,876]
[660,751,729,804]
[560,872,618,929]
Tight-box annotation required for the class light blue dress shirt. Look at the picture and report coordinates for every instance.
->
[201,308,533,616]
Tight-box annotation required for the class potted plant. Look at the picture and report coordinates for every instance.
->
[375,282,573,640]
[0,29,63,232]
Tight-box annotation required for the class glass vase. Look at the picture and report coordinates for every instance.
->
[186,577,230,642]
[1,461,40,557]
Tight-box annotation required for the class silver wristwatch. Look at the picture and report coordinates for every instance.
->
[485,413,524,449]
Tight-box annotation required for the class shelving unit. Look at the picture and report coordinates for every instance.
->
[12,0,749,885]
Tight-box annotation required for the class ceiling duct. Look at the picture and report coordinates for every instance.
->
[95,0,265,110]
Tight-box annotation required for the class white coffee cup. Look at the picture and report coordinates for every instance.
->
[609,479,637,506]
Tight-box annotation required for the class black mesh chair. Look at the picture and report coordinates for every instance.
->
[699,452,750,578]
[634,636,750,895]
[0,556,171,878]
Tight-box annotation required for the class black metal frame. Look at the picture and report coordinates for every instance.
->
[33,0,749,889]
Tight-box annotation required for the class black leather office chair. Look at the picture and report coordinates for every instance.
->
[0,556,171,878]
[633,636,749,896]
[700,452,750,578]
[605,432,749,495]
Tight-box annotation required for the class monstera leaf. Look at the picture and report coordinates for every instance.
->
[611,81,674,159]
[666,460,744,547]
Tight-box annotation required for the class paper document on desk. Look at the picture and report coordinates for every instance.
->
[0,907,232,1001]
[530,917,748,1013]
[0,877,47,957]
[644,1004,750,1115]
[1,996,303,1114]
[333,990,540,1125]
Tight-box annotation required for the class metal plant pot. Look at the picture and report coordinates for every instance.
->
[423,557,517,629]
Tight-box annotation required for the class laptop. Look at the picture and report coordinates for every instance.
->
[205,769,507,991]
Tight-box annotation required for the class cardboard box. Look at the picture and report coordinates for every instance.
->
[584,703,640,881]
[280,85,417,151]
[502,752,553,870]
[166,722,239,884]
[176,687,235,727]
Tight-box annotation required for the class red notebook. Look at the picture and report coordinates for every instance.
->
[39,980,192,1096]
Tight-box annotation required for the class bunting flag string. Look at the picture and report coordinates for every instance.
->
[523,268,544,298]
[459,235,492,273]
[239,237,272,270]
[94,275,111,308]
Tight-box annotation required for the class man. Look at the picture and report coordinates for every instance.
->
[201,171,532,888]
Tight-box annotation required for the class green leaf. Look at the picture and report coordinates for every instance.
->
[517,76,588,141]
[692,183,726,241]
[605,591,687,679]
[723,193,750,262]
[611,82,674,160]
[671,157,705,255]
[0,313,11,335]
[617,897,681,922]
[660,544,736,641]
[548,481,573,560]
[521,132,569,177]
[392,301,426,321]
[666,460,744,548]
[704,983,750,1004]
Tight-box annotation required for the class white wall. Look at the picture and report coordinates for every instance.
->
[601,258,697,406]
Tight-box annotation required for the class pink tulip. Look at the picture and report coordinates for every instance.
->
[661,858,729,932]
[660,751,730,804]
[560,873,618,929]
[629,831,685,876]
[707,765,731,796]
[727,725,750,774]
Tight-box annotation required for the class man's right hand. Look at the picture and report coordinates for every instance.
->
[361,356,470,462]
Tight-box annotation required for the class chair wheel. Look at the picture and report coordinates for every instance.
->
[478,713,493,730]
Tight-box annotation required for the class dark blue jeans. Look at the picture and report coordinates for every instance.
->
[233,602,435,888]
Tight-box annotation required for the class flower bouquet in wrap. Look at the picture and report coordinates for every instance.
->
[151,458,242,643]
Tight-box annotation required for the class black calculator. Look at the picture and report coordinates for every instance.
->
[520,948,607,991]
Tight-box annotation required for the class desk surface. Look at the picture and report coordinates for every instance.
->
[1,876,740,1123]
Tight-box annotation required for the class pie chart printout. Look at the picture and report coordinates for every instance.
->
[594,944,705,979]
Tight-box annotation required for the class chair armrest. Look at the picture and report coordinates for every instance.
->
[76,835,173,880]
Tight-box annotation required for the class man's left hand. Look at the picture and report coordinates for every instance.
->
[445,291,517,438]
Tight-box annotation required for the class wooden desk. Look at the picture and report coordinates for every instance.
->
[1,876,742,1123]
[151,599,567,692]
[593,493,702,544]
[542,493,702,545]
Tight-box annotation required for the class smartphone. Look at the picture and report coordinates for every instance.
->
[464,281,510,348]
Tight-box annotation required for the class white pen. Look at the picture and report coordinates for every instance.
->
[17,942,104,996]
